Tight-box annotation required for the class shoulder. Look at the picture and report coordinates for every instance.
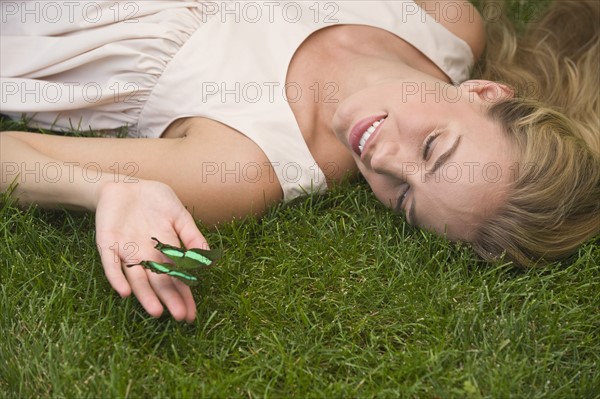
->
[414,0,486,60]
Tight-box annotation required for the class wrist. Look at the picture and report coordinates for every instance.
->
[90,176,147,211]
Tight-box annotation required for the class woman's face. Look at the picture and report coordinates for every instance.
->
[332,80,516,241]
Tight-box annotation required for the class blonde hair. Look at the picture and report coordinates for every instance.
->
[471,0,600,266]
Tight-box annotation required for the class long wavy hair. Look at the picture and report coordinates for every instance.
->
[471,0,600,266]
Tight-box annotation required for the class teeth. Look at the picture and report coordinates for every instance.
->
[358,119,384,153]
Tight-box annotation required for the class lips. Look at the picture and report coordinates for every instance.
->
[349,115,387,156]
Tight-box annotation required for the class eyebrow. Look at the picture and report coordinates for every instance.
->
[407,135,463,226]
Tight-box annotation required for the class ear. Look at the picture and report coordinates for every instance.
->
[460,80,515,104]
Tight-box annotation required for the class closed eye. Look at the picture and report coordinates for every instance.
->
[395,183,410,213]
[421,131,442,160]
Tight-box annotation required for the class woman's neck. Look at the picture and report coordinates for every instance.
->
[288,25,451,142]
[284,24,452,185]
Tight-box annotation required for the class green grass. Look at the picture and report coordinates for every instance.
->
[1,175,599,398]
[1,1,599,397]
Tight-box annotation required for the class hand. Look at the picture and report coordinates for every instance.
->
[94,179,208,322]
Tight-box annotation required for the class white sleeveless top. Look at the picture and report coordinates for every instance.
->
[0,1,474,200]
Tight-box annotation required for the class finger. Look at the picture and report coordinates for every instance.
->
[173,278,197,323]
[124,265,164,318]
[174,208,209,250]
[147,273,189,321]
[97,241,131,298]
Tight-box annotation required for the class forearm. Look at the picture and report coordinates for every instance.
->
[0,127,283,225]
[1,131,118,210]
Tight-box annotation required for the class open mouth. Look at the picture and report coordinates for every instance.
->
[350,115,387,156]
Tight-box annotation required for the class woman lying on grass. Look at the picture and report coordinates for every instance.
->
[1,0,598,322]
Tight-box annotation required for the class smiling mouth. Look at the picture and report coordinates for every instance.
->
[350,115,387,156]
[359,118,385,153]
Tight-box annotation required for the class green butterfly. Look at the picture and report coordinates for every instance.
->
[127,237,222,286]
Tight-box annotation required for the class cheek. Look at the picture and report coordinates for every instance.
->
[364,173,397,208]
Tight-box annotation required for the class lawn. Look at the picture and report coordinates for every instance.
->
[1,1,599,398]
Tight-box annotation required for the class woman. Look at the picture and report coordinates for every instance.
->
[1,0,598,322]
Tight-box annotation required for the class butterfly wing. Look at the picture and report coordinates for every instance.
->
[151,238,186,258]
[127,260,199,286]
[126,238,221,287]
[151,237,221,270]
[179,247,223,270]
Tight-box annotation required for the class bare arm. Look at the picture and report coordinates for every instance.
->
[2,120,283,223]
[1,132,109,210]
[1,123,283,320]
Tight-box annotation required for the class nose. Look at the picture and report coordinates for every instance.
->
[369,142,422,183]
